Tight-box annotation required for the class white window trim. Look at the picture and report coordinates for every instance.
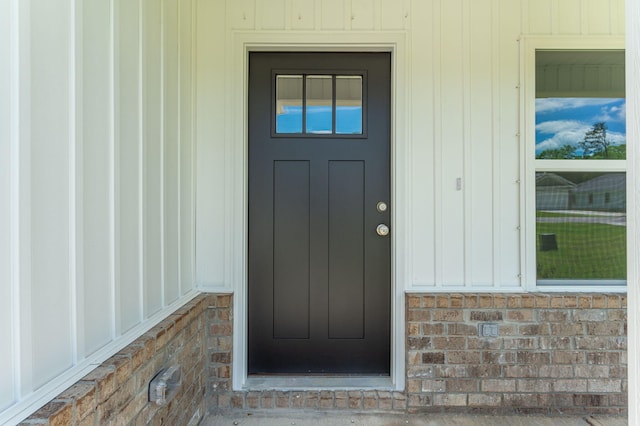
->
[520,36,627,293]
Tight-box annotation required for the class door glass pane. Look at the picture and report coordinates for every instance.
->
[336,76,363,134]
[306,75,333,134]
[276,75,303,134]
[536,171,626,282]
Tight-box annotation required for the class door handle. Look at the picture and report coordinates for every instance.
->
[376,224,390,237]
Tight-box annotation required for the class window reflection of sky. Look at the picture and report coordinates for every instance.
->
[277,106,363,135]
[535,98,626,156]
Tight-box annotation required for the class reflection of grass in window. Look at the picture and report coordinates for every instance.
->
[537,222,626,279]
[537,211,593,218]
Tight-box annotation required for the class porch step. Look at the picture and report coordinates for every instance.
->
[203,413,627,426]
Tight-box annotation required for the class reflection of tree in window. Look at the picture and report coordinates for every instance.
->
[605,193,611,203]
[579,122,613,158]
[589,194,593,204]
[535,50,626,161]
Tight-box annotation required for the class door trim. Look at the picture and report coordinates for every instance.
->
[227,32,409,392]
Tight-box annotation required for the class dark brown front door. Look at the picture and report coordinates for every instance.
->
[248,52,391,375]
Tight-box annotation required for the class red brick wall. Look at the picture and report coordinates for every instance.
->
[22,291,622,423]
[207,293,627,415]
[406,293,627,415]
[20,295,208,426]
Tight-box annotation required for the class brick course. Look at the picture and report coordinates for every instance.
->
[207,293,627,416]
[29,292,624,422]
[407,293,627,415]
[20,295,209,426]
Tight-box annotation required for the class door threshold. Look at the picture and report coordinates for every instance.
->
[244,376,394,391]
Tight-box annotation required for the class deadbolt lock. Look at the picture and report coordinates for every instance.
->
[376,201,388,213]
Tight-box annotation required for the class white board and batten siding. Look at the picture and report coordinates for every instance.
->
[195,0,626,295]
[0,0,197,423]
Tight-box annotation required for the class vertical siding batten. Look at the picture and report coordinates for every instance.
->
[257,0,286,30]
[195,0,226,289]
[17,0,32,395]
[586,0,612,35]
[468,0,495,287]
[320,0,344,30]
[176,0,182,298]
[115,0,143,333]
[555,0,582,35]
[180,0,195,295]
[432,0,443,288]
[350,0,377,31]
[230,0,256,30]
[12,0,22,400]
[439,0,465,286]
[527,0,553,35]
[69,0,79,366]
[81,0,113,355]
[490,0,501,287]
[143,0,163,316]
[137,0,145,322]
[408,0,435,287]
[496,0,518,288]
[290,0,316,31]
[500,0,522,288]
[191,0,198,291]
[160,0,166,309]
[520,36,535,290]
[462,0,472,287]
[0,0,16,410]
[164,0,180,305]
[381,0,407,31]
[112,0,122,339]
[108,0,117,343]
[30,0,73,389]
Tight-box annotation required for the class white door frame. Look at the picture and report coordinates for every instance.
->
[226,32,410,391]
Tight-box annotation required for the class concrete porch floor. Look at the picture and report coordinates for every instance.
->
[203,412,627,426]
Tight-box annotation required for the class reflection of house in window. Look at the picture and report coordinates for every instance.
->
[572,173,626,211]
[535,173,575,210]
[536,172,626,212]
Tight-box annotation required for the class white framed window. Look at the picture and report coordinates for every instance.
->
[522,37,627,292]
